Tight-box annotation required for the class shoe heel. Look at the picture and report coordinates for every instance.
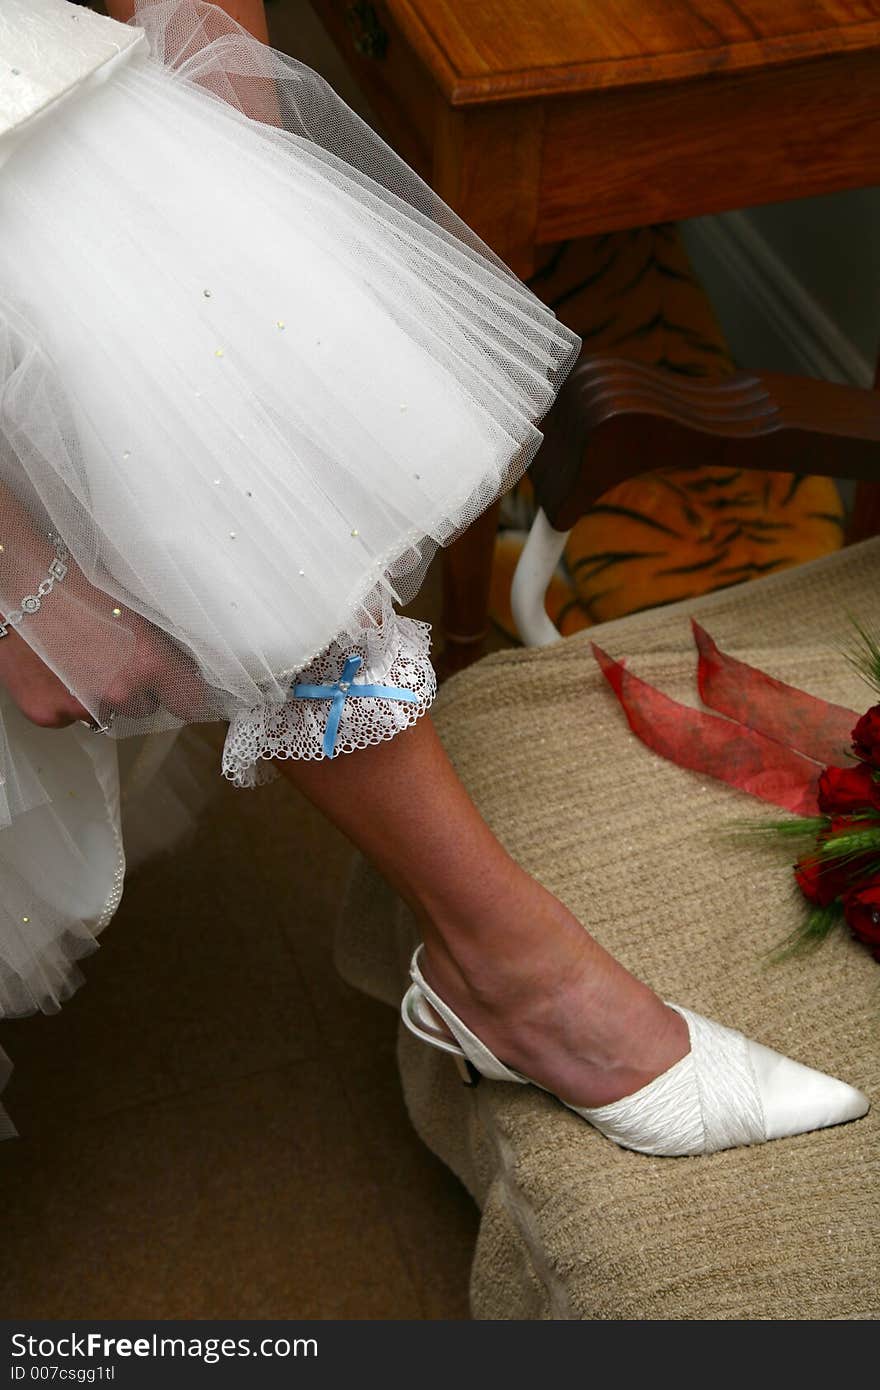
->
[454,1053,480,1087]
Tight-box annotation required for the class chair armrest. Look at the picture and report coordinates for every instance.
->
[531,358,880,530]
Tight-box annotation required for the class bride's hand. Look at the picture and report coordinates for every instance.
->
[0,628,90,728]
[0,600,211,729]
[1,488,212,728]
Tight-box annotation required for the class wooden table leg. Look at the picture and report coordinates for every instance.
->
[432,101,543,675]
[438,500,501,678]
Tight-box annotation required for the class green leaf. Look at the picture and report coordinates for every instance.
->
[767,901,845,963]
[819,828,880,859]
[724,815,828,840]
[842,615,880,698]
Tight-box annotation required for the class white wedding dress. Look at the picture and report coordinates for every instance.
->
[0,0,578,1130]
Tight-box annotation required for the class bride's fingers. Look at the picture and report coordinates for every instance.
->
[37,692,92,729]
[99,672,162,721]
[0,633,92,728]
[3,612,215,728]
[10,682,90,730]
[99,626,213,724]
[130,627,216,723]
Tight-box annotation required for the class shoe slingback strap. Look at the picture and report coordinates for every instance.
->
[408,947,526,1085]
[401,982,470,1059]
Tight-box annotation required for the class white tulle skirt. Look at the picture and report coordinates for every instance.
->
[0,1,578,1126]
[0,3,577,720]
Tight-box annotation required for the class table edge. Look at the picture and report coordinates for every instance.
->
[386,7,880,105]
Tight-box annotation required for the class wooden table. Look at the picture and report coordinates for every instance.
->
[309,0,880,671]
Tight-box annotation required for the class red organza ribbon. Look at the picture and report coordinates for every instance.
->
[592,622,858,816]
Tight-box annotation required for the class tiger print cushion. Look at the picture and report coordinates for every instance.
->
[565,465,844,625]
[503,227,843,632]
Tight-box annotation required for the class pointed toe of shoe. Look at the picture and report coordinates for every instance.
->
[748,1041,870,1142]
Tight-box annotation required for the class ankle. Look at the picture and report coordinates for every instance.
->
[419,921,598,1030]
[420,866,587,978]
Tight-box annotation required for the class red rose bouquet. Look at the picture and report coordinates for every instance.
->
[788,683,880,957]
[593,620,880,961]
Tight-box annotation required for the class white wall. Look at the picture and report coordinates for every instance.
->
[681,189,880,387]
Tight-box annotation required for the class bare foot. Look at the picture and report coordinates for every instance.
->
[419,884,690,1110]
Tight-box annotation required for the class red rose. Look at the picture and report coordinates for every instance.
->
[852,705,880,767]
[843,883,880,960]
[794,853,848,907]
[795,814,880,907]
[817,764,880,815]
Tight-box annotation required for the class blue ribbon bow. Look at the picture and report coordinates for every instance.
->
[292,653,419,757]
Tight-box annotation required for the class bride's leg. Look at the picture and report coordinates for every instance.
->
[278,715,688,1109]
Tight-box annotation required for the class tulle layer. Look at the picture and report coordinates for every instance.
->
[0,696,125,1019]
[0,705,212,1020]
[0,711,213,1132]
[0,0,578,743]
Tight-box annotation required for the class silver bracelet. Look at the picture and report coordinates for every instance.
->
[0,535,69,639]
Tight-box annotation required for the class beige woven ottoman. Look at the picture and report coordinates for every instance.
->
[336,539,880,1320]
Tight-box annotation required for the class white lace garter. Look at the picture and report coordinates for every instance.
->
[222,614,436,786]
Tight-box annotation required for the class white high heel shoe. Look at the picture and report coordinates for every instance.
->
[401,946,869,1157]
